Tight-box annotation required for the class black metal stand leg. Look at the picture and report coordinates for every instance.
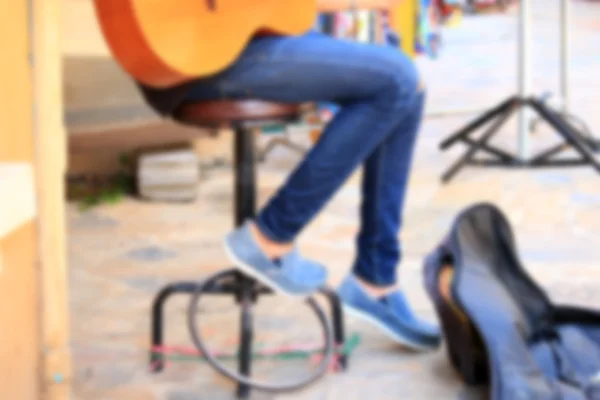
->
[233,125,258,398]
[527,99,600,173]
[319,288,347,370]
[150,282,203,372]
[234,125,256,225]
[460,137,517,162]
[531,143,569,165]
[440,96,517,150]
[236,276,255,399]
[442,103,517,183]
[439,94,600,182]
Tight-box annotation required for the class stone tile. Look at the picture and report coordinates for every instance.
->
[69,208,120,230]
[125,246,179,263]
[75,386,159,400]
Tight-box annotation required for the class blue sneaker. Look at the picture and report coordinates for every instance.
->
[337,274,441,350]
[224,222,327,297]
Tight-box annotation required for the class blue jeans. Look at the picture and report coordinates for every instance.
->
[186,32,425,286]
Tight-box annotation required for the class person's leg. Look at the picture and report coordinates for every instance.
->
[337,90,441,350]
[188,32,419,241]
[353,90,425,289]
[186,33,419,287]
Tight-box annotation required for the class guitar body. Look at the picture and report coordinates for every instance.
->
[94,0,318,88]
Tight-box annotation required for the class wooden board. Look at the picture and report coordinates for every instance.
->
[0,0,41,398]
[0,224,41,400]
[33,0,72,397]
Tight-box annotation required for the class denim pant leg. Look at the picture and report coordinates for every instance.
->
[353,91,426,286]
[185,33,421,259]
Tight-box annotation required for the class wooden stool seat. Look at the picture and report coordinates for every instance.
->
[174,100,302,127]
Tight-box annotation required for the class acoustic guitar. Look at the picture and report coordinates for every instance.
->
[94,0,318,88]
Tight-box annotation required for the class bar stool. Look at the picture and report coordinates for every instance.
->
[149,100,347,399]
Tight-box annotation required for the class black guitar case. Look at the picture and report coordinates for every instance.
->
[424,202,600,399]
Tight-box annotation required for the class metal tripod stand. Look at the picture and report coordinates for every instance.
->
[439,95,600,183]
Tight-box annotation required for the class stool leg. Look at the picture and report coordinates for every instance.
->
[234,126,256,225]
[150,282,204,372]
[236,277,255,399]
[319,288,348,370]
[233,125,257,398]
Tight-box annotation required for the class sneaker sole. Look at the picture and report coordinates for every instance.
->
[342,303,437,352]
[223,238,312,300]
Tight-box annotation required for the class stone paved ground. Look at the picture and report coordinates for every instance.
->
[69,1,600,399]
